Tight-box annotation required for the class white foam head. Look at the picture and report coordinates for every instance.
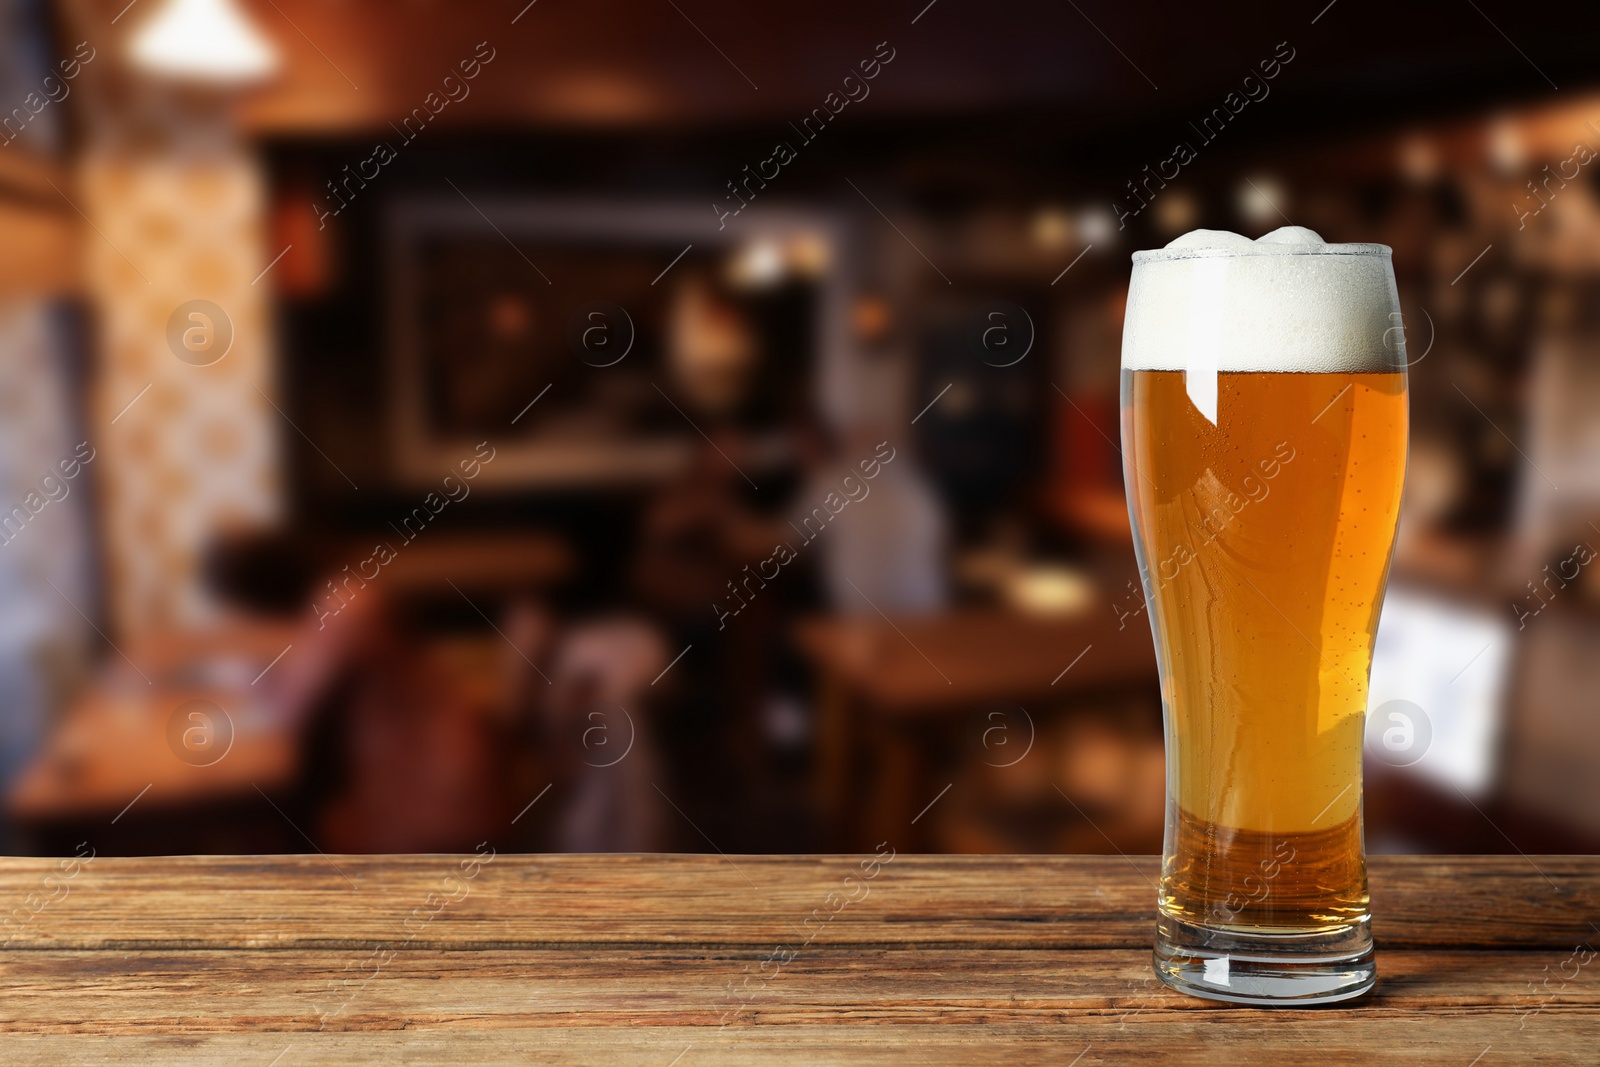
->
[1121,226,1404,376]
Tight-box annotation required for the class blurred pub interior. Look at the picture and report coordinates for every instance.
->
[2,0,1600,857]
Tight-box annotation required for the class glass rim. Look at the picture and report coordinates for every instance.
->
[1131,242,1392,264]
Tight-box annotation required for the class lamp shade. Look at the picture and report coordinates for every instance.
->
[128,0,280,85]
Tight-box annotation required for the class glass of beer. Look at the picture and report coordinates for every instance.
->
[1120,227,1408,1004]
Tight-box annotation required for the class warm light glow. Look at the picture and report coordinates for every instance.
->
[1076,206,1115,245]
[1488,114,1525,172]
[1153,189,1199,235]
[1030,206,1072,251]
[727,239,786,289]
[1398,133,1439,183]
[1237,175,1288,227]
[129,0,280,85]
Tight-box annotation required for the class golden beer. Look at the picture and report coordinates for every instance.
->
[1121,228,1407,1004]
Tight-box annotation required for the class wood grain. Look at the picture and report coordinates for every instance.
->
[0,855,1594,1064]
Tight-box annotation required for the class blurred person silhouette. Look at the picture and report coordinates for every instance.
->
[667,272,760,419]
[794,423,950,617]
[529,617,667,853]
[626,270,824,845]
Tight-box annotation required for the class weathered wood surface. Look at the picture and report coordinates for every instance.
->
[0,855,1594,1064]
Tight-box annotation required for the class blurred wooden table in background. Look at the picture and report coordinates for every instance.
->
[795,608,1157,847]
[5,623,303,832]
[0,854,1591,1063]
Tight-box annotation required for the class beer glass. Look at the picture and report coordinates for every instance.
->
[1120,227,1408,1004]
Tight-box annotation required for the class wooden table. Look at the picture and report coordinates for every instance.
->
[1,854,1593,1063]
[795,609,1157,846]
[6,624,303,827]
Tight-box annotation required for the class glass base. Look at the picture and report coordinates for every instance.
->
[1153,913,1377,1006]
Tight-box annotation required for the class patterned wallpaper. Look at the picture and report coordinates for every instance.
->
[81,144,282,635]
